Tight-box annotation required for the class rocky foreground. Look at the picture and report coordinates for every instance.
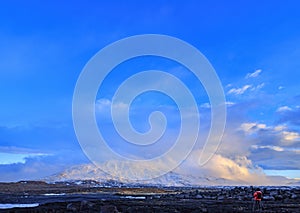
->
[0,181,299,212]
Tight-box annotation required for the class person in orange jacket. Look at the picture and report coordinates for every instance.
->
[252,188,263,211]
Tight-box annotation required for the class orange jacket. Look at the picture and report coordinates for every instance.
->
[253,191,262,201]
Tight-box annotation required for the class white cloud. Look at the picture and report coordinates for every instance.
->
[282,131,300,142]
[96,98,111,106]
[225,101,235,106]
[112,102,128,110]
[252,83,265,91]
[96,98,111,112]
[227,83,264,95]
[96,98,129,113]
[200,102,235,109]
[274,125,286,131]
[202,154,254,180]
[200,103,211,108]
[227,85,252,95]
[246,69,262,79]
[240,122,267,133]
[277,106,292,112]
[254,123,267,130]
[251,145,284,152]
[183,151,275,185]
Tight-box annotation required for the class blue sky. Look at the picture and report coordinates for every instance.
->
[0,1,300,182]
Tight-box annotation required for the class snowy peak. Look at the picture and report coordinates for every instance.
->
[46,163,237,187]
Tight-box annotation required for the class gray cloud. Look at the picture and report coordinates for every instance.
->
[0,150,89,182]
[249,148,300,170]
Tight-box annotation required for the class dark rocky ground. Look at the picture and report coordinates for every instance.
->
[0,181,299,212]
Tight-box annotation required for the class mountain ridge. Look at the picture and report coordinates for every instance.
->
[44,163,251,187]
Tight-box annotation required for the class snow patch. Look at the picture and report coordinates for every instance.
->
[43,193,66,196]
[122,196,146,199]
[0,203,39,209]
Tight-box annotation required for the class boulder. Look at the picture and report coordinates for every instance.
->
[100,204,119,213]
[66,203,77,212]
[291,194,297,199]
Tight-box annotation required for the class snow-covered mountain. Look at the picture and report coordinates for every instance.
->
[45,163,241,187]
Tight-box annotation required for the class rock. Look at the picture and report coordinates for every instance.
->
[217,195,225,200]
[201,207,208,212]
[190,190,198,196]
[244,195,252,200]
[237,196,243,201]
[275,194,284,201]
[237,206,245,211]
[196,194,203,199]
[100,204,119,213]
[270,191,278,196]
[80,200,94,211]
[291,194,297,199]
[66,203,77,212]
[176,193,186,199]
